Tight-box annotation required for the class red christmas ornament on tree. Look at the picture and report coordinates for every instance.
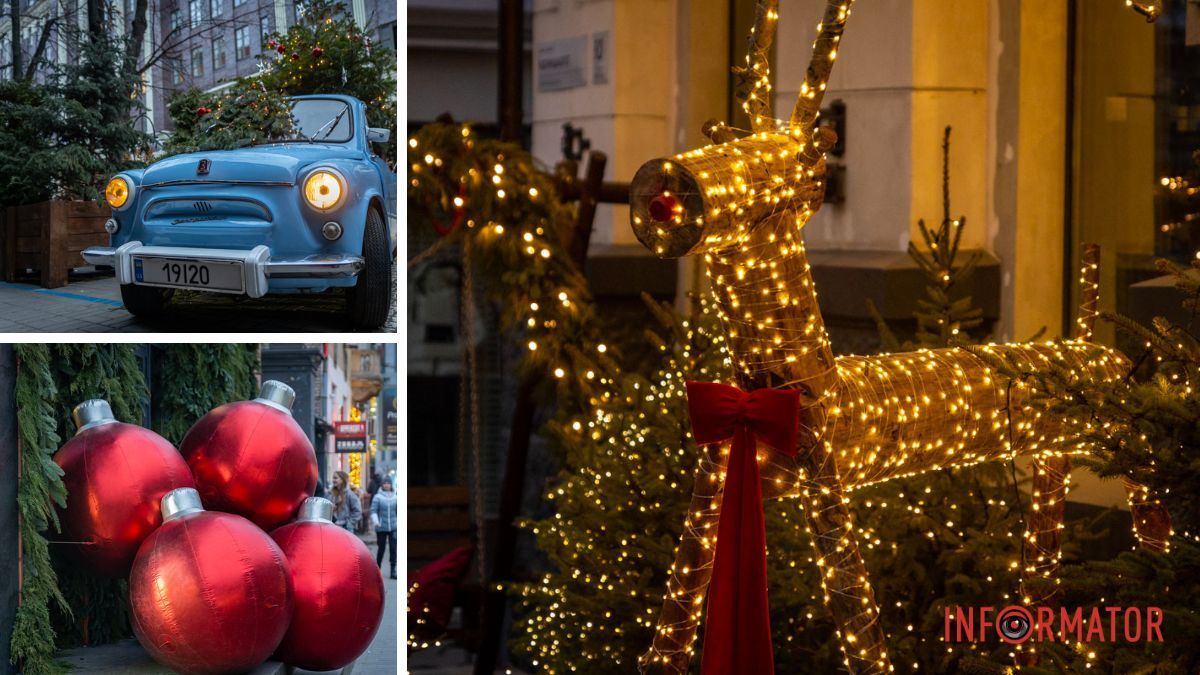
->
[270,498,385,670]
[311,46,323,57]
[53,400,195,578]
[180,381,318,531]
[130,488,294,675]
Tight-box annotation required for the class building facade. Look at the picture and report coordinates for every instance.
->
[1,0,396,141]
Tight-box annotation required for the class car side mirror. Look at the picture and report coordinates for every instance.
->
[367,128,391,144]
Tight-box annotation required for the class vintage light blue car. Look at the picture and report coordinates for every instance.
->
[83,94,396,328]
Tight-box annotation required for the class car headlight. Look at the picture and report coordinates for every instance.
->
[106,176,132,210]
[304,169,343,210]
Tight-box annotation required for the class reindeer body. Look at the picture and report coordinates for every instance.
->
[629,2,1169,672]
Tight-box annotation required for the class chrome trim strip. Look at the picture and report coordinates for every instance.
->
[143,179,295,189]
[265,254,365,278]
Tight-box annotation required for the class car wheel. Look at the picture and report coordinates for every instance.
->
[348,207,392,329]
[120,284,173,318]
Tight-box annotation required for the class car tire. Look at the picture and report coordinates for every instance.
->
[347,207,392,329]
[120,284,172,318]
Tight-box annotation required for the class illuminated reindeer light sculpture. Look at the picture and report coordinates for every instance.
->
[628,2,1171,673]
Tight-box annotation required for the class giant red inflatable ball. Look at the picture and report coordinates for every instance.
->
[129,488,294,675]
[180,380,318,531]
[53,399,195,578]
[270,497,385,670]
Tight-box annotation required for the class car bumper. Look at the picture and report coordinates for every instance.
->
[81,241,364,299]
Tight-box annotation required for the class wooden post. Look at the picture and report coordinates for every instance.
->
[498,0,524,145]
[473,152,608,675]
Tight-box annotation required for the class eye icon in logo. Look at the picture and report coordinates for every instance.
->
[997,606,1033,643]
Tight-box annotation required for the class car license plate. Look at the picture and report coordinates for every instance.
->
[132,256,244,293]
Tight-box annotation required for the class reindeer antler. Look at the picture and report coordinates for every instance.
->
[790,1,855,133]
[735,0,779,132]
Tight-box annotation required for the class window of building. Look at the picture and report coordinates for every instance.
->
[189,0,203,27]
[235,25,252,60]
[1071,1,1200,341]
[190,46,204,77]
[260,15,270,39]
[210,0,222,18]
[212,36,226,70]
[234,0,247,8]
[169,9,181,31]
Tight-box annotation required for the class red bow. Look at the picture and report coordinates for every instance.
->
[686,381,800,675]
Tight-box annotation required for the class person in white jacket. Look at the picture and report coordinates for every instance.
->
[371,478,398,579]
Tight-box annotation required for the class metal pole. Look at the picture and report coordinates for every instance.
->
[498,0,524,144]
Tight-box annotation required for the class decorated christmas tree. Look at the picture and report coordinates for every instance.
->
[163,82,296,156]
[258,0,396,158]
[165,0,394,158]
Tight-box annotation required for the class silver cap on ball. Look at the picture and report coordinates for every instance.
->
[161,488,205,522]
[72,399,118,435]
[254,380,296,414]
[296,497,334,523]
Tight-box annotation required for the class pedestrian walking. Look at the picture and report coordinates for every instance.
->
[368,472,382,498]
[330,471,362,531]
[371,478,397,579]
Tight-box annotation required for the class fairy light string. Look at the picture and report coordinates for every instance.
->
[410,0,1170,669]
[627,1,1172,673]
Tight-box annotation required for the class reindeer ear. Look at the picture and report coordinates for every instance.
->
[814,125,838,151]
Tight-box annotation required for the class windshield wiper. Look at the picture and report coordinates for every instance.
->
[312,107,349,141]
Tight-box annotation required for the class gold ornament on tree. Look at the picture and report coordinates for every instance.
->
[627,1,1171,673]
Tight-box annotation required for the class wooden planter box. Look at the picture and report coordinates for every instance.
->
[3,200,110,289]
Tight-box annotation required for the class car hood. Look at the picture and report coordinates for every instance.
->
[141,144,363,186]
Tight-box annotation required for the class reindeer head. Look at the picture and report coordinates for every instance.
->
[628,0,851,259]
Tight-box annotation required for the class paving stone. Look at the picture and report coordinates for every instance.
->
[0,268,397,333]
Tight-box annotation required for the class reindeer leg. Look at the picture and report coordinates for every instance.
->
[1014,453,1071,666]
[1123,478,1171,553]
[798,444,891,674]
[640,441,726,674]
[1021,454,1071,606]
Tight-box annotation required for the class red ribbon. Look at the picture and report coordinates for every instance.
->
[686,381,800,675]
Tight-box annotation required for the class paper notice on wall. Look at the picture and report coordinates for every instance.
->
[537,36,588,92]
[593,31,610,84]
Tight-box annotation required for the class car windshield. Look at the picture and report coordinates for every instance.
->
[287,99,353,143]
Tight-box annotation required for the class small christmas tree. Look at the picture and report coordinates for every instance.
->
[871,126,985,351]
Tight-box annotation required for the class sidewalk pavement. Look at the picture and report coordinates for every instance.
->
[293,574,398,675]
[0,268,397,333]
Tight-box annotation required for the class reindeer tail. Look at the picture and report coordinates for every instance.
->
[1073,244,1101,341]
